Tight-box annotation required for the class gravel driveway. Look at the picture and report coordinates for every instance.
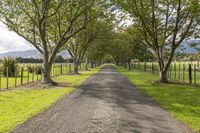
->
[12,64,192,133]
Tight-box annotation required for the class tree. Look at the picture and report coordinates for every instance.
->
[54,55,65,63]
[65,2,111,74]
[0,0,97,84]
[66,17,99,74]
[85,18,114,68]
[108,25,153,69]
[114,0,200,82]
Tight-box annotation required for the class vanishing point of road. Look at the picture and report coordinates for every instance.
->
[12,65,192,133]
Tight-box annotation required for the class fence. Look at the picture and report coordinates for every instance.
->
[130,62,200,86]
[0,62,91,90]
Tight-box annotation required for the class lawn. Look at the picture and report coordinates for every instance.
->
[0,66,101,133]
[133,62,200,85]
[116,66,200,133]
[0,64,72,89]
[0,63,90,89]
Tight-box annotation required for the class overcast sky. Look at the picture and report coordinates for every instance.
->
[0,22,34,53]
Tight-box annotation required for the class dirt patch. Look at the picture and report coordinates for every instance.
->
[150,80,191,86]
[17,81,71,90]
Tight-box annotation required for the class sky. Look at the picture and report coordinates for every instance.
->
[0,21,199,54]
[0,22,34,54]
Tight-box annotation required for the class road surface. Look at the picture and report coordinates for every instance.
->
[12,65,192,133]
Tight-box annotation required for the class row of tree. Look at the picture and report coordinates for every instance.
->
[0,0,199,84]
[111,0,200,82]
[0,0,113,84]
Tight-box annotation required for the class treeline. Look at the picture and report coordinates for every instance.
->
[0,55,70,63]
[0,0,199,84]
[113,0,200,82]
[0,0,109,84]
[15,57,43,63]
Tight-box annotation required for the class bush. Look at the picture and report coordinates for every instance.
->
[35,66,42,75]
[27,65,42,75]
[27,66,35,73]
[1,57,18,77]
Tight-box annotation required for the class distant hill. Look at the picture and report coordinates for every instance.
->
[0,50,70,59]
[178,39,200,54]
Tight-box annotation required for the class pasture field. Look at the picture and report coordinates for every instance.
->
[132,61,200,85]
[0,63,87,89]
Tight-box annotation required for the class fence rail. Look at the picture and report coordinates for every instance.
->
[129,62,200,86]
[0,62,96,90]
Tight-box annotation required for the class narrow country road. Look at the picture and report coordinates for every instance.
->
[12,64,192,133]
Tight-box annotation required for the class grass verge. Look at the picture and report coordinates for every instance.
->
[116,66,200,133]
[0,66,101,133]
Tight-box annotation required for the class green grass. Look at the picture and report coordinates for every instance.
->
[133,62,200,85]
[116,66,200,133]
[0,66,101,133]
[0,63,86,89]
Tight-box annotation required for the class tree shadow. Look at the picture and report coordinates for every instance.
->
[71,65,191,132]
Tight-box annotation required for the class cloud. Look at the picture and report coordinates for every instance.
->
[0,22,34,53]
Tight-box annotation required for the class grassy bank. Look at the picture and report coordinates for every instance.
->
[116,66,200,133]
[0,66,101,133]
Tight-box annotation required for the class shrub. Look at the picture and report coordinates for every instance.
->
[27,66,35,73]
[35,66,42,75]
[27,65,42,75]
[1,57,18,77]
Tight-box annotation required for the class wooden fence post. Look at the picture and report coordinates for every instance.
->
[152,63,154,74]
[60,64,62,75]
[194,64,196,85]
[174,63,176,80]
[169,64,172,78]
[21,67,24,85]
[36,65,39,81]
[183,64,185,82]
[69,64,71,73]
[15,68,17,87]
[178,63,180,80]
[27,66,30,83]
[189,64,192,84]
[0,70,1,89]
[32,66,34,82]
[6,67,9,89]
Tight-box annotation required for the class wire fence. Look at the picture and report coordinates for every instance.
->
[131,61,200,86]
[0,62,93,90]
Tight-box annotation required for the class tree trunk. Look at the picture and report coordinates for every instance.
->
[128,61,131,70]
[91,62,94,68]
[116,61,119,66]
[42,62,56,85]
[85,59,88,70]
[124,61,127,68]
[73,61,79,74]
[159,70,168,83]
[85,63,88,70]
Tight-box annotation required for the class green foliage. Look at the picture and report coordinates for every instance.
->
[54,55,65,63]
[0,0,103,83]
[16,57,43,63]
[113,0,200,82]
[27,66,42,74]
[27,66,34,73]
[1,57,18,77]
[35,66,42,75]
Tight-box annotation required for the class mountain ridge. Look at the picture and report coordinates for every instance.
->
[0,50,70,59]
